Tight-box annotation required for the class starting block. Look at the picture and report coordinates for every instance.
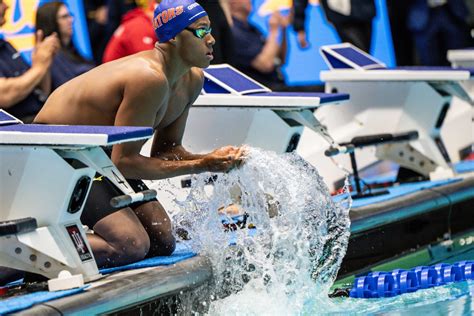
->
[299,43,472,189]
[0,110,153,285]
[186,64,351,155]
[448,48,474,68]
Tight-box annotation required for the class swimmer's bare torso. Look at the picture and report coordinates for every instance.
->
[35,48,201,132]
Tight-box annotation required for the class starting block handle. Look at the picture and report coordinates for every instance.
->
[341,131,419,149]
[110,189,157,209]
[0,217,38,237]
[325,145,355,157]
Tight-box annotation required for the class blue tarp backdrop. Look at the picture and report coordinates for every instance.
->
[251,0,395,85]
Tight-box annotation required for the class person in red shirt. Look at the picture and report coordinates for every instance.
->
[102,0,157,62]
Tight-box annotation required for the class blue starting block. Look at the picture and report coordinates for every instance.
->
[0,110,153,288]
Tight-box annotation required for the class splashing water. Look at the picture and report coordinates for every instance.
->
[171,148,351,315]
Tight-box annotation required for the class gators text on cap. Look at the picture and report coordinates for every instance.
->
[153,0,208,43]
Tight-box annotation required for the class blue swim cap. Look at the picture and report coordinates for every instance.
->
[153,0,208,43]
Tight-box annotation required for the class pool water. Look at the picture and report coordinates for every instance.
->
[164,148,473,315]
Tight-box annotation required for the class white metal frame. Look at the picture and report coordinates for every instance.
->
[0,120,152,283]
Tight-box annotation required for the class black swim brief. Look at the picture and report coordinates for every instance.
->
[81,175,157,229]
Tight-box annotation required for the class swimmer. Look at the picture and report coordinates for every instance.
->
[34,0,244,268]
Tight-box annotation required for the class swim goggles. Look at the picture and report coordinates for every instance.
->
[185,26,212,39]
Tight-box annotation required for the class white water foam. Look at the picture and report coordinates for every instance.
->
[168,148,352,315]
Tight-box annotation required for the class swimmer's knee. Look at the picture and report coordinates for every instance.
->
[111,233,151,263]
[161,233,176,256]
[149,231,176,257]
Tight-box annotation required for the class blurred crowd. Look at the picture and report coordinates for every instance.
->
[0,0,473,122]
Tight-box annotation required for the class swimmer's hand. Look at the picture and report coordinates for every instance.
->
[203,146,247,172]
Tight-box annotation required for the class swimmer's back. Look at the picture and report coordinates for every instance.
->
[35,50,164,126]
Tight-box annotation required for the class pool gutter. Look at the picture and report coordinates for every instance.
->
[15,255,212,315]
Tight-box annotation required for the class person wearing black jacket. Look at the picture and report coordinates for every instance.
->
[407,0,473,66]
[198,0,234,64]
[293,0,376,52]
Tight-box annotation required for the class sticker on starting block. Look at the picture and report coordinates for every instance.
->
[66,225,93,262]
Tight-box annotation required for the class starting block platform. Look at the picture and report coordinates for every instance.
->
[0,110,154,286]
[448,48,474,68]
[447,49,474,161]
[0,124,152,147]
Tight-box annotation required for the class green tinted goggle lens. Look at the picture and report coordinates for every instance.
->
[186,27,212,39]
[196,28,211,38]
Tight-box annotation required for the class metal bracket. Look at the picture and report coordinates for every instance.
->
[275,109,353,156]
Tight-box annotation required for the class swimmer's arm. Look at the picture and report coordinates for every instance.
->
[151,68,207,161]
[151,69,240,162]
[0,67,49,108]
[111,72,236,179]
[117,136,237,179]
[151,108,242,162]
[151,109,208,161]
[150,104,202,160]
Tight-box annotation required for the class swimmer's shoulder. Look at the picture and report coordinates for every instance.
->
[111,54,169,90]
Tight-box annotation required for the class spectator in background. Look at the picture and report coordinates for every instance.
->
[386,0,415,66]
[198,0,234,64]
[0,0,60,122]
[106,0,137,41]
[293,0,376,53]
[104,0,235,64]
[102,0,156,62]
[85,0,108,64]
[36,2,94,90]
[229,0,288,90]
[467,0,474,31]
[407,0,473,66]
